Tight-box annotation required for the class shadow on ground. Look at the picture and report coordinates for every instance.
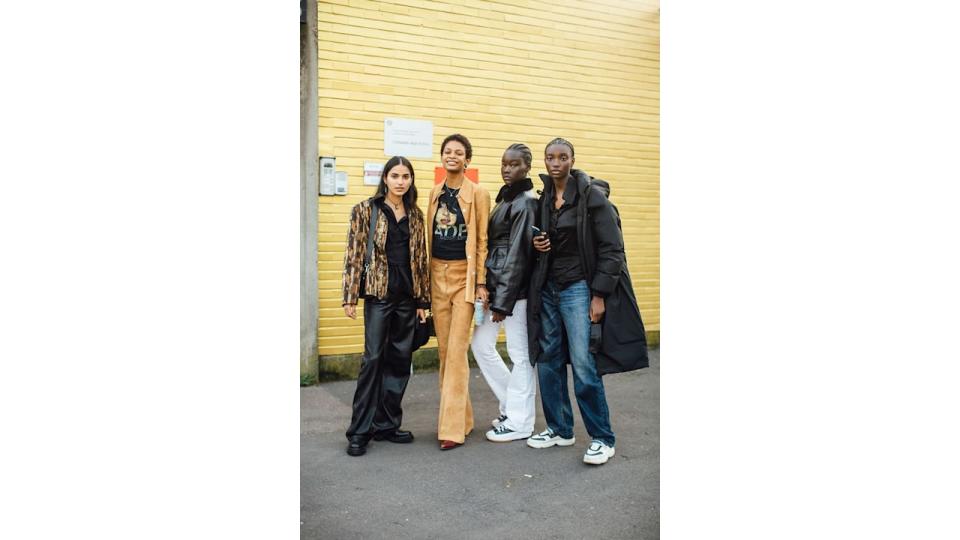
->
[301,349,659,540]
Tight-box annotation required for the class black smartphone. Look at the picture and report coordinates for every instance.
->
[531,225,547,237]
[589,322,603,354]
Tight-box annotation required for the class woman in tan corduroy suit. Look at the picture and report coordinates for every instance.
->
[426,133,490,450]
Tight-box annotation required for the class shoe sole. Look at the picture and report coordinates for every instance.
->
[346,447,366,456]
[583,447,615,465]
[526,436,576,449]
[373,433,414,443]
[486,432,532,443]
[375,437,414,443]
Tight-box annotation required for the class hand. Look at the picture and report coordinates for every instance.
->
[416,308,427,323]
[491,311,506,323]
[475,286,489,310]
[589,296,605,323]
[344,304,357,319]
[533,234,551,252]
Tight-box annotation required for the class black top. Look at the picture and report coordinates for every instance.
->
[378,199,413,299]
[547,179,585,289]
[432,185,467,260]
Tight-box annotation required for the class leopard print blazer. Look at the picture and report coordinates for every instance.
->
[341,198,431,308]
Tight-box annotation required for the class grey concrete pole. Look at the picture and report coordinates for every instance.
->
[300,0,319,383]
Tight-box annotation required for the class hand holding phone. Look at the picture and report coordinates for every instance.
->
[532,225,551,252]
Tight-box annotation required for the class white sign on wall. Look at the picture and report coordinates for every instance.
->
[384,117,433,158]
[363,162,384,186]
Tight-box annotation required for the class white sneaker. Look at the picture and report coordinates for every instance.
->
[583,440,615,465]
[491,414,508,428]
[486,424,532,442]
[526,429,576,449]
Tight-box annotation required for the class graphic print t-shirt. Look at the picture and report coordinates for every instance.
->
[432,188,467,260]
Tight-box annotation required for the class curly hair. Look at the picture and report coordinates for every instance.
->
[441,133,473,160]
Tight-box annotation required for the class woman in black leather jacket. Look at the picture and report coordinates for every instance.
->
[469,143,539,442]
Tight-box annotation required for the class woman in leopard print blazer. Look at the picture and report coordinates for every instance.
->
[341,155,430,457]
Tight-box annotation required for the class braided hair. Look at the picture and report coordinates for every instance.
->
[505,143,533,168]
[545,137,575,158]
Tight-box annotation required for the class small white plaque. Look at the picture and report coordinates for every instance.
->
[384,117,433,158]
[363,162,384,186]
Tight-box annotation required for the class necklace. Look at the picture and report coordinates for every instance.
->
[443,183,461,198]
[387,198,402,210]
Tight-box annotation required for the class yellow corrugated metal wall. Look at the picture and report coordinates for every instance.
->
[316,0,659,356]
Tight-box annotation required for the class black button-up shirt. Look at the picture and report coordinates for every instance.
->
[377,199,413,299]
[547,180,585,289]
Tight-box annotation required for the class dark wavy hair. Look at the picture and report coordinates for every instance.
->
[375,156,418,210]
[441,133,473,160]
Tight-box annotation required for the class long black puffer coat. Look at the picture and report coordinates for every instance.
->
[527,169,649,375]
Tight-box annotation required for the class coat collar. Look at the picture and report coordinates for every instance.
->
[495,178,534,203]
[538,169,591,198]
[431,176,476,203]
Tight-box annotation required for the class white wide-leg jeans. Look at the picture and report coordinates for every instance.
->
[469,299,536,434]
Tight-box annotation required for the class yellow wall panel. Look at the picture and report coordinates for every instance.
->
[316,0,659,355]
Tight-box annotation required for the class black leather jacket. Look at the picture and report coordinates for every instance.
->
[485,179,538,316]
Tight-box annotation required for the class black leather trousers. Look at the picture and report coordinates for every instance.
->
[345,295,416,441]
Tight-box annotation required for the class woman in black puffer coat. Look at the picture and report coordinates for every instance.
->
[525,138,648,466]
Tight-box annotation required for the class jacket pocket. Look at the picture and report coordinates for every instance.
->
[489,246,507,269]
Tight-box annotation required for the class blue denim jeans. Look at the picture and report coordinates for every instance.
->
[536,279,615,446]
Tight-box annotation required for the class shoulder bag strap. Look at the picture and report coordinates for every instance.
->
[364,201,379,272]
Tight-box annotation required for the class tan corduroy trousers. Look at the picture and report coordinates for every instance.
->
[430,258,475,443]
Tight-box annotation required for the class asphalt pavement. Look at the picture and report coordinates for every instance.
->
[301,349,659,539]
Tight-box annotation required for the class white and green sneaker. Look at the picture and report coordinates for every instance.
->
[583,440,615,465]
[486,424,532,442]
[526,428,575,449]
